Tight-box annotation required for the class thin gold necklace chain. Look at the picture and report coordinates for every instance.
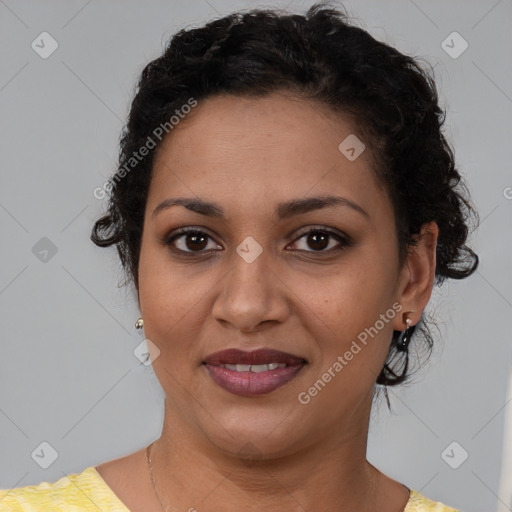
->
[367,464,379,511]
[146,442,378,512]
[147,442,169,512]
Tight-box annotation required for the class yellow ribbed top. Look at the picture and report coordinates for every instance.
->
[0,466,460,511]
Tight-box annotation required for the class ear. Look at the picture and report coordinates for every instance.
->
[393,221,438,330]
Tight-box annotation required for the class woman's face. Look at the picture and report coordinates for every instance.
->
[138,92,430,458]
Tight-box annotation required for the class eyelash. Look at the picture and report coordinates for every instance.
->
[163,226,351,257]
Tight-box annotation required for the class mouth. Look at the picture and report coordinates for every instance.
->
[202,348,307,397]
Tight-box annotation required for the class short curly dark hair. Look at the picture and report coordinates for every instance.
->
[91,1,478,388]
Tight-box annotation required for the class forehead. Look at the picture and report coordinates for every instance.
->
[149,93,391,221]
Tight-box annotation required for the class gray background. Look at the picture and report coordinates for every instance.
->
[1,1,511,511]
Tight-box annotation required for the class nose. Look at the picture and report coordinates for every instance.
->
[211,246,290,333]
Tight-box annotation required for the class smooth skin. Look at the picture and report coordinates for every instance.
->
[96,91,438,512]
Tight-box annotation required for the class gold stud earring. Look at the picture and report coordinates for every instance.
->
[135,318,144,330]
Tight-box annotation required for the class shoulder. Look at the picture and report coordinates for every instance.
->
[405,489,461,511]
[0,467,129,512]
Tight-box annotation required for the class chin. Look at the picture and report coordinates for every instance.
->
[195,405,315,461]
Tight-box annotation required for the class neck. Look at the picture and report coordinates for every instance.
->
[148,398,380,512]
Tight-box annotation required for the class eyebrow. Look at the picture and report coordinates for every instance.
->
[152,194,369,220]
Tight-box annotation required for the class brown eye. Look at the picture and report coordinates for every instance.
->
[289,228,350,253]
[182,232,208,251]
[165,228,222,254]
[305,231,330,251]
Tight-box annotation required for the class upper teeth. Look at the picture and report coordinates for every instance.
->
[223,363,286,372]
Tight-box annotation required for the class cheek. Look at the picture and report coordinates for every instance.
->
[304,247,397,323]
[138,240,189,342]
[295,245,398,369]
[139,225,195,309]
[137,237,220,368]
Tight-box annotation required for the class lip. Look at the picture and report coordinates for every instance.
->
[203,348,307,397]
[203,348,305,366]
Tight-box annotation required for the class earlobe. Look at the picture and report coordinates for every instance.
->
[394,221,438,330]
[395,311,416,351]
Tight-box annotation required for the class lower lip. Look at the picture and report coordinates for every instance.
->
[204,364,304,397]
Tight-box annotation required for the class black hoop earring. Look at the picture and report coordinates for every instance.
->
[396,323,415,352]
